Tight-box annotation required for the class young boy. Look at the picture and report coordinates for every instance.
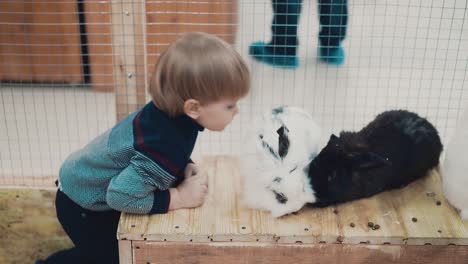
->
[38,32,250,264]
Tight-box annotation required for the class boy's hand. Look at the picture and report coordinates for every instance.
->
[169,169,208,210]
[184,162,199,178]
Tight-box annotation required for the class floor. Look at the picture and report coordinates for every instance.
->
[1,0,468,187]
[0,188,71,264]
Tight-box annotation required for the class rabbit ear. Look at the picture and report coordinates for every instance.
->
[272,105,285,115]
[325,134,341,148]
[325,134,344,151]
[354,152,392,170]
[320,134,343,156]
[329,134,340,142]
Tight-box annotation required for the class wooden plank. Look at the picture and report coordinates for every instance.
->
[118,156,242,241]
[118,156,340,243]
[338,170,468,245]
[132,0,148,108]
[132,241,468,264]
[337,187,408,245]
[84,0,114,92]
[118,240,133,264]
[110,0,147,121]
[118,156,468,245]
[118,213,150,241]
[109,0,126,120]
[393,170,468,245]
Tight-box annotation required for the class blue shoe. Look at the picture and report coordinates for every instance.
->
[318,45,345,65]
[249,41,299,69]
[35,260,45,264]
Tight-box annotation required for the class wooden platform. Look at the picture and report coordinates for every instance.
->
[118,156,468,263]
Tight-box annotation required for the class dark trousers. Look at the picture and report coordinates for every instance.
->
[43,190,121,264]
[270,0,348,55]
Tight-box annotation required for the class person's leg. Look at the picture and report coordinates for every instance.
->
[270,0,303,56]
[318,0,348,64]
[37,190,85,264]
[39,190,121,264]
[249,0,303,68]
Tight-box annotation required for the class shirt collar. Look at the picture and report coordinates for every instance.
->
[149,102,204,132]
[173,113,205,132]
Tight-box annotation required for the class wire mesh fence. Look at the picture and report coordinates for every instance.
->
[1,0,467,188]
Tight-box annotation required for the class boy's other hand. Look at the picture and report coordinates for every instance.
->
[169,171,208,210]
[184,163,199,177]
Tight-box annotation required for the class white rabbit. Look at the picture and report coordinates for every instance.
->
[442,106,468,220]
[240,106,322,217]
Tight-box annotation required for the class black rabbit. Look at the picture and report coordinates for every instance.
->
[308,110,443,207]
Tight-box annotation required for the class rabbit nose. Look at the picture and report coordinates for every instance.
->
[259,135,264,139]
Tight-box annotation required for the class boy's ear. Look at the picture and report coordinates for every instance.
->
[183,99,201,119]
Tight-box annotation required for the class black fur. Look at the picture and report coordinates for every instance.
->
[308,110,443,207]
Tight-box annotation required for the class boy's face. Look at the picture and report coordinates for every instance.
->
[196,98,240,131]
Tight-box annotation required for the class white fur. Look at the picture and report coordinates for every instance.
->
[240,106,322,217]
[442,106,468,220]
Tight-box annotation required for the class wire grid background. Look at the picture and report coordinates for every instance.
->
[1,0,467,188]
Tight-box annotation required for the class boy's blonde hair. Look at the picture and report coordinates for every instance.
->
[149,32,250,116]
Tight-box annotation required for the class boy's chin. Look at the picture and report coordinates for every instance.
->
[208,127,226,132]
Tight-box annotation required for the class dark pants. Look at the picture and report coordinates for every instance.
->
[270,0,348,55]
[43,190,121,264]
